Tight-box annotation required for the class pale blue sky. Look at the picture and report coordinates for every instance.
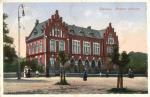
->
[3,2,147,57]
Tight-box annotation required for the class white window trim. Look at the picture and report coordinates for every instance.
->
[72,40,81,54]
[83,41,91,55]
[59,40,65,51]
[93,42,100,55]
[50,39,56,52]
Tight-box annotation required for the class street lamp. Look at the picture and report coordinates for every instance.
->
[17,4,25,80]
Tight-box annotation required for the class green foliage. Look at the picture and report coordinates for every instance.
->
[4,60,18,72]
[58,51,68,66]
[4,45,17,63]
[111,44,120,65]
[36,64,44,73]
[20,59,44,72]
[127,52,147,73]
[3,13,9,35]
[120,51,130,67]
[3,13,16,64]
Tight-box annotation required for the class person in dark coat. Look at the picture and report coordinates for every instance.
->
[83,69,87,81]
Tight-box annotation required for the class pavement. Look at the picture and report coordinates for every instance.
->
[3,77,148,94]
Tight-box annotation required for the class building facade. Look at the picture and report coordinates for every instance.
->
[26,10,119,73]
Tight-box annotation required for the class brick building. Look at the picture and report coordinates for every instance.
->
[26,10,119,74]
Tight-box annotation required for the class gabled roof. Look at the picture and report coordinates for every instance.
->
[26,20,106,41]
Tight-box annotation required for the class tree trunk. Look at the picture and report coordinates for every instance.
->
[117,76,119,88]
[117,66,122,89]
[117,66,124,89]
[120,76,123,88]
[63,70,66,82]
[60,67,63,83]
[120,67,123,89]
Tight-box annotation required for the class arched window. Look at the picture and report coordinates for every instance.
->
[70,59,75,68]
[98,60,102,71]
[85,60,90,68]
[91,60,95,69]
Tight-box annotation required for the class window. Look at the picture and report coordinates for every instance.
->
[107,34,114,44]
[39,41,42,52]
[27,44,30,55]
[52,29,54,36]
[83,41,91,55]
[93,42,100,55]
[50,39,56,52]
[59,40,65,51]
[107,46,113,54]
[72,40,81,54]
[35,42,38,53]
[52,27,61,37]
[32,43,35,54]
[34,31,38,35]
[50,57,55,66]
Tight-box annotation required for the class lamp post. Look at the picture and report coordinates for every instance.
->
[17,4,25,80]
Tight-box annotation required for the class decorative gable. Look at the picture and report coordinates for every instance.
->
[44,10,68,38]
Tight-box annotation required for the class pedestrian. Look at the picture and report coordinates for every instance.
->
[28,68,31,77]
[24,66,28,78]
[83,68,87,81]
[35,70,39,77]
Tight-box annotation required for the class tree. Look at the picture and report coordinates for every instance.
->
[20,58,44,73]
[3,13,17,65]
[119,51,130,88]
[58,51,69,84]
[111,44,130,89]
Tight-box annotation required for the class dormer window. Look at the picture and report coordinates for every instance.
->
[34,31,38,35]
[90,32,94,36]
[70,29,74,33]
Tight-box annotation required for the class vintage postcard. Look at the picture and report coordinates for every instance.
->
[1,0,149,97]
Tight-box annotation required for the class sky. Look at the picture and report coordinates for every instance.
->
[3,2,147,57]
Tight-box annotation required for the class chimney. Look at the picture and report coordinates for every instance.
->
[56,10,58,15]
[60,17,62,22]
[35,19,39,26]
[109,22,112,28]
[112,28,114,32]
[52,15,54,19]
[87,26,91,29]
[49,19,51,23]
